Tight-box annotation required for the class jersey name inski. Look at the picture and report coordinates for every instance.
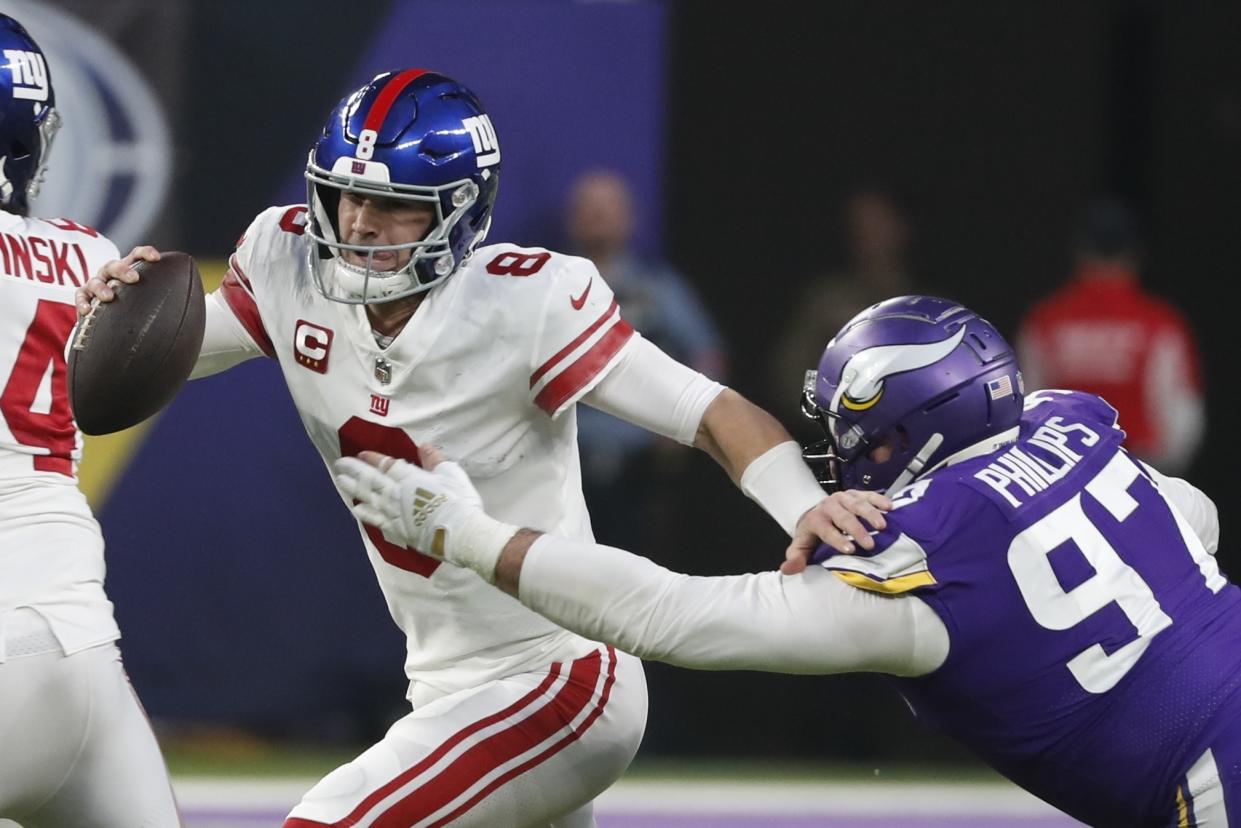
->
[973,416,1100,508]
[0,233,90,286]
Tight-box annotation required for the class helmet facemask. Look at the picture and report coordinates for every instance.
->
[27,105,61,202]
[805,368,960,495]
[800,370,844,493]
[304,154,485,305]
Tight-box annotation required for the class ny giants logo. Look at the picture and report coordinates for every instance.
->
[294,320,333,374]
[369,395,390,417]
[462,115,500,168]
[3,50,50,101]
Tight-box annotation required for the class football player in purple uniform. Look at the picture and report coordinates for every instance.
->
[339,295,1236,827]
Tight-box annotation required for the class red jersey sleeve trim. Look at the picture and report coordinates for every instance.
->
[530,298,620,388]
[533,318,634,415]
[220,255,275,358]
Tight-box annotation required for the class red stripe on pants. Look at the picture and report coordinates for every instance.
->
[425,647,619,827]
[282,662,566,828]
[373,649,607,826]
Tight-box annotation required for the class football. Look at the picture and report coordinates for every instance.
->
[67,251,206,435]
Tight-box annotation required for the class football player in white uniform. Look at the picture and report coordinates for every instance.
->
[79,69,872,827]
[0,14,182,827]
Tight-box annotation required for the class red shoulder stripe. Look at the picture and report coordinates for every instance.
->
[530,298,619,388]
[534,318,634,415]
[220,257,275,358]
[226,254,254,291]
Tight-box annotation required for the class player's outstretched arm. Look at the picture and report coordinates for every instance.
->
[582,337,892,552]
[505,531,947,677]
[694,389,893,564]
[333,451,944,677]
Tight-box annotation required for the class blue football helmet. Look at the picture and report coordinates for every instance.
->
[0,14,61,216]
[801,295,1024,494]
[305,69,501,304]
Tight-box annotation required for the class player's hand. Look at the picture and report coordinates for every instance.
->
[75,245,162,316]
[332,449,517,581]
[333,448,482,557]
[782,490,893,576]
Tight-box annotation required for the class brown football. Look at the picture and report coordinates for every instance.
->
[67,251,206,435]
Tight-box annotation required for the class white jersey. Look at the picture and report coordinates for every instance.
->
[0,211,121,655]
[217,204,637,698]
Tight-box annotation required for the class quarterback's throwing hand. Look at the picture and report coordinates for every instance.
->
[333,450,518,581]
[74,245,162,316]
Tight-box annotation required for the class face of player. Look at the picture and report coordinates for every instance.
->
[337,192,436,272]
[868,438,895,464]
[865,429,907,467]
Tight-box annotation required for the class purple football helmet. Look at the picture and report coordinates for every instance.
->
[801,295,1024,493]
[0,14,61,216]
[305,69,500,304]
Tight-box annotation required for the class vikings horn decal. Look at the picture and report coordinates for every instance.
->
[830,326,967,415]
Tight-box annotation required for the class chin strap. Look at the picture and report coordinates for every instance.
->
[886,433,944,495]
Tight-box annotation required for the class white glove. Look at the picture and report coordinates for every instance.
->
[332,454,518,582]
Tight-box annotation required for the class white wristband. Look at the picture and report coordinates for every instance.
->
[445,512,521,583]
[738,441,827,536]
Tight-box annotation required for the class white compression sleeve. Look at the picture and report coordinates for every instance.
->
[518,535,948,677]
[582,334,724,446]
[191,291,266,379]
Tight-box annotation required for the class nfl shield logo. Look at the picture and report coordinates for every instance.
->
[374,357,393,385]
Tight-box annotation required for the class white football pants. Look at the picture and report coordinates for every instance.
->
[0,626,181,827]
[284,645,646,828]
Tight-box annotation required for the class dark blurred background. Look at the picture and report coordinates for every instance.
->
[10,0,1239,768]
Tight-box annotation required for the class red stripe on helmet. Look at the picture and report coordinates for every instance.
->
[361,68,430,135]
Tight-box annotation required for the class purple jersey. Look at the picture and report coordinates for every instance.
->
[819,391,1241,827]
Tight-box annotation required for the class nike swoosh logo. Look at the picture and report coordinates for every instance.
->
[570,277,593,310]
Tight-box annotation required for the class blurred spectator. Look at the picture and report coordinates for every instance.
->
[1017,196,1205,474]
[769,186,918,401]
[565,169,727,550]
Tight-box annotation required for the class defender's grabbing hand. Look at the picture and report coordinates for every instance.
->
[333,449,518,581]
[783,490,894,576]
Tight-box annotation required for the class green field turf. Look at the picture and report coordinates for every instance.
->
[161,737,1005,786]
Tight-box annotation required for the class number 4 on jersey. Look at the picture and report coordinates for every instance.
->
[0,300,77,476]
